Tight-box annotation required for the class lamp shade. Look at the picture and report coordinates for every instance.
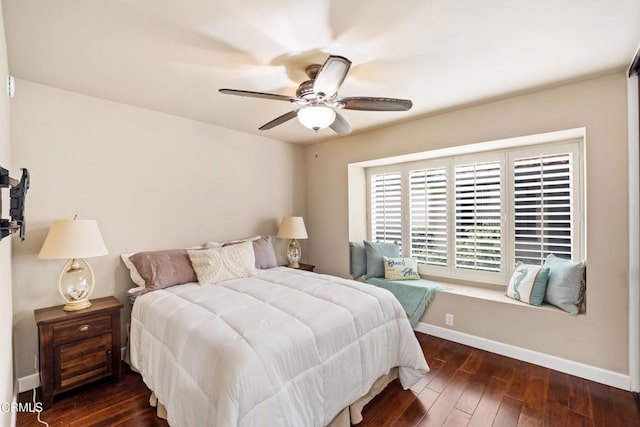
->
[297,106,336,131]
[276,216,308,239]
[39,219,108,260]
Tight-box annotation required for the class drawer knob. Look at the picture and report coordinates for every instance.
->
[78,324,91,332]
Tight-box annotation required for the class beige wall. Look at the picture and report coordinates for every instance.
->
[0,3,12,426]
[305,72,630,374]
[11,80,306,379]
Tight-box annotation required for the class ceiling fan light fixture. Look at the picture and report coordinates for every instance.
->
[297,106,336,131]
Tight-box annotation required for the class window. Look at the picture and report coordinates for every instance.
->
[370,170,402,247]
[454,161,502,273]
[367,140,582,285]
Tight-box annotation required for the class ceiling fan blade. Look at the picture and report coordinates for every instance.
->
[313,55,352,97]
[330,112,352,136]
[219,88,297,102]
[258,110,298,130]
[339,97,413,111]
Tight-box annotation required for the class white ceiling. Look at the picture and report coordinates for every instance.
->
[2,0,640,144]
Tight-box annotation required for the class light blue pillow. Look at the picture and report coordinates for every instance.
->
[363,240,400,279]
[349,241,367,279]
[543,254,586,315]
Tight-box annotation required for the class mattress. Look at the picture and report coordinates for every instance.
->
[129,267,429,426]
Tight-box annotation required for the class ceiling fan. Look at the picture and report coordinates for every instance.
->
[219,55,413,135]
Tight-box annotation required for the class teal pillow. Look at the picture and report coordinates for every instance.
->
[349,241,367,279]
[543,254,586,315]
[363,240,400,279]
[506,263,549,306]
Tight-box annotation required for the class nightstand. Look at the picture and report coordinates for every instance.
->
[288,263,315,272]
[34,296,123,409]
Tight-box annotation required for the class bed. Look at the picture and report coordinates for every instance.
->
[129,266,428,426]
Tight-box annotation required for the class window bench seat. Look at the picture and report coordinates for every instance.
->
[435,280,569,313]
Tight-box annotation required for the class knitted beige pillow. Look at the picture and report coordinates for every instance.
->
[188,241,256,285]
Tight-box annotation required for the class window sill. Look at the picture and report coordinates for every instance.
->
[422,276,580,314]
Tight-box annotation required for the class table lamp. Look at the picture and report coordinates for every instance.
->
[276,216,308,268]
[38,218,108,311]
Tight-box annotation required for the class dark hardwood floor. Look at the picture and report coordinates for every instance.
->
[18,333,640,426]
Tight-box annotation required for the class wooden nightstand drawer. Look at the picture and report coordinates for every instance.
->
[53,314,112,344]
[58,333,112,389]
[35,296,123,409]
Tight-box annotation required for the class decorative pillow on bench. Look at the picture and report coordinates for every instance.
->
[543,254,586,315]
[506,263,549,306]
[363,240,400,279]
[383,256,420,280]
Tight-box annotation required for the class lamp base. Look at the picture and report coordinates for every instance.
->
[63,299,92,312]
[287,262,300,268]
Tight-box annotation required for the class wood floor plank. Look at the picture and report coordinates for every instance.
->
[544,370,571,425]
[519,374,549,423]
[493,395,524,427]
[361,380,419,427]
[392,387,440,426]
[419,370,473,426]
[427,342,472,393]
[588,380,621,427]
[568,375,593,418]
[467,376,507,427]
[454,380,485,415]
[458,350,485,375]
[442,408,471,427]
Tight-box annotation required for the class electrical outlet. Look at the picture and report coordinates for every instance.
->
[445,313,454,327]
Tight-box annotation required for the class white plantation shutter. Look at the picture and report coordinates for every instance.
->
[370,171,402,246]
[366,139,582,285]
[410,168,447,266]
[513,153,573,265]
[455,161,502,272]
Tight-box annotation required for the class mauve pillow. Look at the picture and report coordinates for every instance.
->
[129,249,197,290]
[253,236,278,269]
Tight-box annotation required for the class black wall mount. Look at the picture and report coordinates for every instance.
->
[0,166,29,241]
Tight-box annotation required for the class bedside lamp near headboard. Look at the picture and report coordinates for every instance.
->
[38,217,108,311]
[276,216,308,268]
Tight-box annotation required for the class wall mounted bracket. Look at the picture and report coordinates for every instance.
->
[0,166,29,240]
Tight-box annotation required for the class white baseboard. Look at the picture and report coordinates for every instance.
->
[415,322,631,391]
[18,373,40,394]
[11,380,18,427]
[18,346,129,393]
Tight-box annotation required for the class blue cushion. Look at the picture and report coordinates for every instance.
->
[363,241,400,279]
[543,254,586,315]
[349,241,367,279]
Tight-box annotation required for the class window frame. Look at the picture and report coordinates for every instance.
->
[366,138,584,286]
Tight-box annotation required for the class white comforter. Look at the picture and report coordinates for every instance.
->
[130,267,429,427]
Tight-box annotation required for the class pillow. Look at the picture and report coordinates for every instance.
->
[383,256,420,280]
[205,235,261,249]
[129,249,198,291]
[349,241,367,279]
[506,264,550,306]
[543,254,586,315]
[252,236,278,269]
[121,253,145,288]
[188,241,256,285]
[363,240,400,279]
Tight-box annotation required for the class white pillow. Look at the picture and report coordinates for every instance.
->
[188,241,256,285]
[121,253,145,287]
[204,235,260,249]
